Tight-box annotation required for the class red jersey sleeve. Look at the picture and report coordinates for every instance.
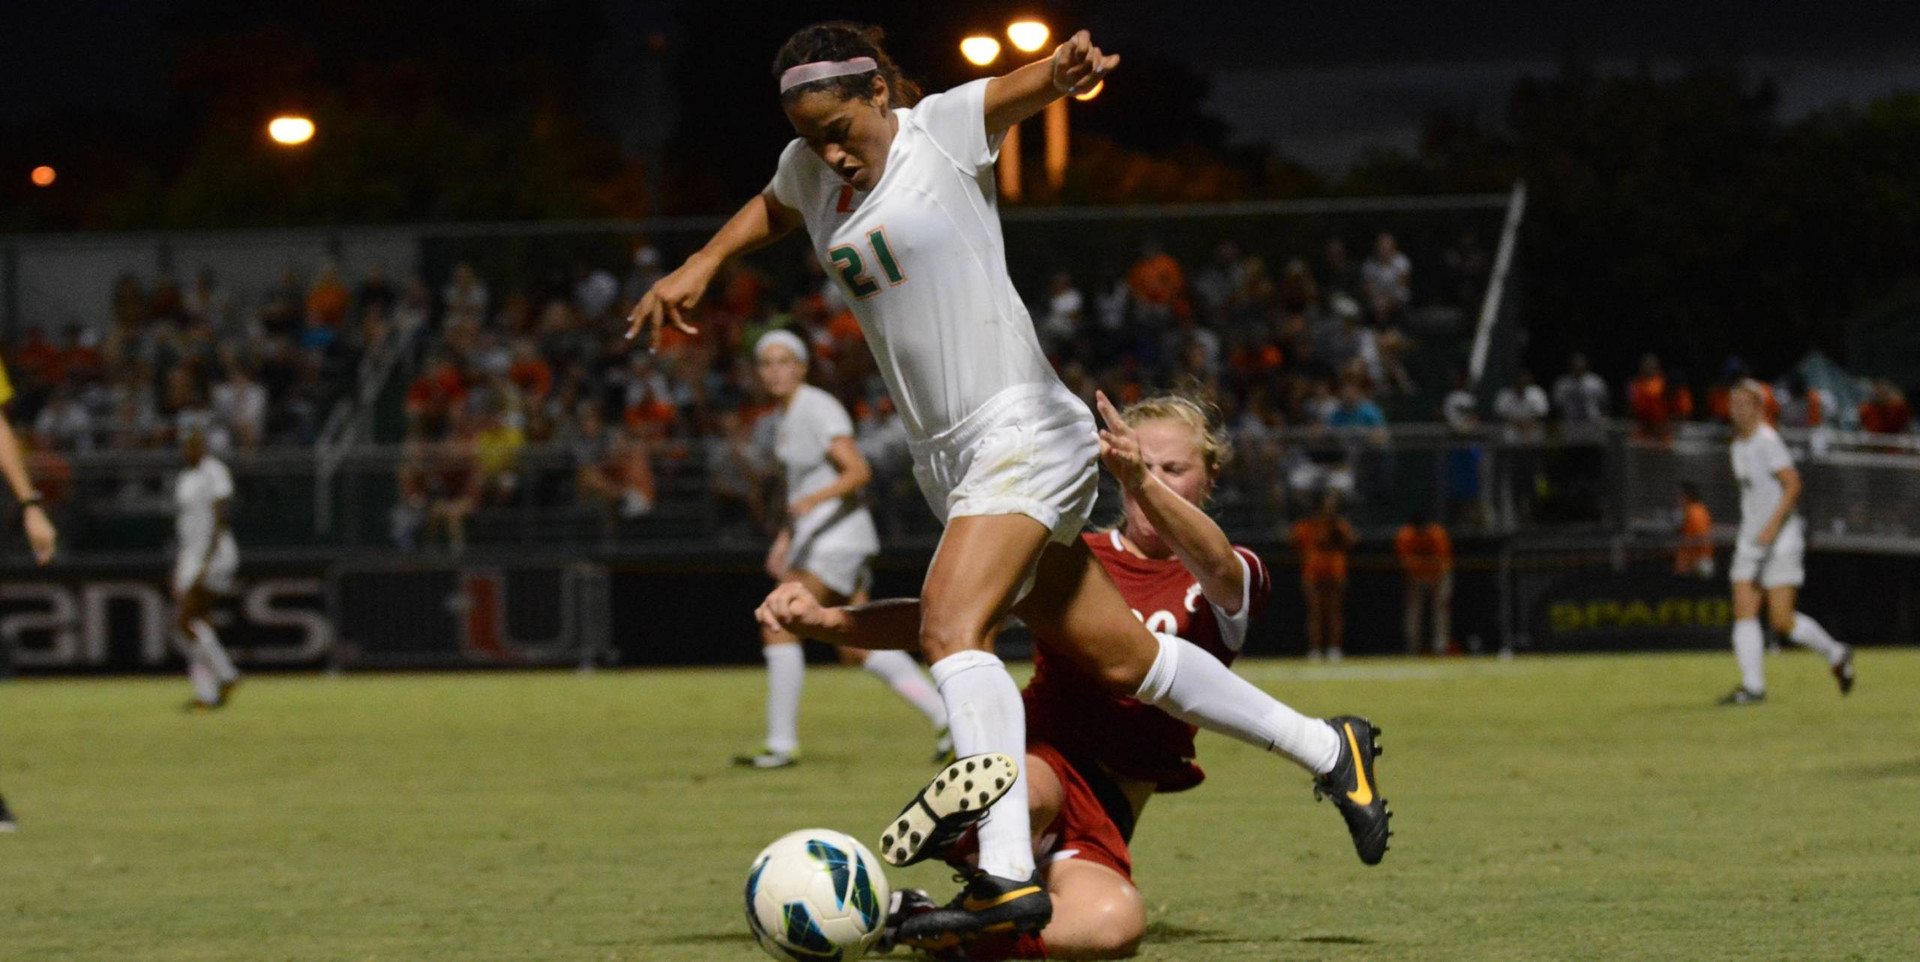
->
[1208,545,1271,653]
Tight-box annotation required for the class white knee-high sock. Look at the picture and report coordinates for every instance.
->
[1786,612,1848,664]
[1134,633,1342,775]
[862,650,949,729]
[763,643,804,755]
[191,620,238,683]
[1732,617,1766,693]
[928,649,1032,880]
[179,630,221,704]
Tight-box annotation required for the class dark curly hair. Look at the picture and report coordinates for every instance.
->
[772,21,922,108]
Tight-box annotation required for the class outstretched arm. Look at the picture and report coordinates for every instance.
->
[984,30,1119,135]
[756,583,922,651]
[1094,391,1245,613]
[625,192,800,349]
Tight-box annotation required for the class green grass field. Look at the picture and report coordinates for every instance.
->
[2,651,1916,961]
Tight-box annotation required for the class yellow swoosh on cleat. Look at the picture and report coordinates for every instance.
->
[961,885,1042,912]
[1342,723,1374,805]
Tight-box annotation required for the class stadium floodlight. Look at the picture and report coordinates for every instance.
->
[1072,80,1105,101]
[1006,21,1050,53]
[268,116,315,146]
[30,166,55,187]
[960,35,1001,67]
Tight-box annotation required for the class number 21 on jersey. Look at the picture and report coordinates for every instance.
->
[828,227,906,299]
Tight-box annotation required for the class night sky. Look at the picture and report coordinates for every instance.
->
[5,0,1920,170]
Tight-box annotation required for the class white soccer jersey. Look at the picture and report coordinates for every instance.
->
[176,456,236,560]
[1730,424,1796,544]
[778,384,879,559]
[767,78,1057,442]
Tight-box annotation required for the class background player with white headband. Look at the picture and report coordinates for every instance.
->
[627,22,1389,942]
[737,328,949,769]
[1719,379,1857,704]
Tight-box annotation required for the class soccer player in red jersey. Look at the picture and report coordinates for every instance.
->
[760,391,1388,959]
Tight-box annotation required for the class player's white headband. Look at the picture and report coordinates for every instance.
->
[755,329,809,364]
[778,57,878,94]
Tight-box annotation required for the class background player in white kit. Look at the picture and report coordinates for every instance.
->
[628,23,1387,940]
[175,428,242,710]
[737,330,948,768]
[1720,380,1855,704]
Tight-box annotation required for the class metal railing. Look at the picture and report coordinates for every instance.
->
[16,419,1919,562]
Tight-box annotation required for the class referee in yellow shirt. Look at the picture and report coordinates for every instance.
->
[0,351,59,832]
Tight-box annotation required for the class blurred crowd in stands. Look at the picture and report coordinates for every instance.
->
[7,226,1915,547]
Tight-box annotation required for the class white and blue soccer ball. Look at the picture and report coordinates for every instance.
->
[744,828,892,962]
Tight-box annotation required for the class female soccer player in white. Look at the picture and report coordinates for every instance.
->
[175,428,241,709]
[1720,380,1855,704]
[737,329,948,768]
[628,23,1387,938]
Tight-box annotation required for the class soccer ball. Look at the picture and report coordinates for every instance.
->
[744,828,892,962]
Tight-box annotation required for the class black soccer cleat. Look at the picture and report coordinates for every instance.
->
[893,869,1052,946]
[1832,648,1855,696]
[0,793,16,833]
[1717,686,1766,706]
[877,888,959,956]
[1315,716,1392,865]
[879,752,1018,867]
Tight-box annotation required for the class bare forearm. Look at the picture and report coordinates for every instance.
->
[804,598,923,651]
[1128,476,1243,608]
[693,193,796,268]
[0,417,37,502]
[984,56,1064,133]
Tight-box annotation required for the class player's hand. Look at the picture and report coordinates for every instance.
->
[1755,525,1778,548]
[22,504,55,565]
[1051,30,1119,96]
[623,257,711,351]
[1094,390,1148,493]
[788,493,824,521]
[756,582,831,639]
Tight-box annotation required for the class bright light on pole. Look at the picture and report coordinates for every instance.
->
[1072,80,1105,101]
[268,116,315,146]
[30,166,56,187]
[960,35,1001,67]
[1007,21,1050,53]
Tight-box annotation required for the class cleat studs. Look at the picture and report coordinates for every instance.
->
[958,798,970,811]
[966,761,976,773]
[978,792,989,805]
[964,780,974,792]
[883,834,894,848]
[995,777,1005,790]
[935,779,946,792]
[899,819,910,832]
[910,831,922,845]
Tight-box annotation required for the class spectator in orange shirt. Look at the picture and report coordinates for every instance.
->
[1291,491,1355,662]
[1628,353,1676,442]
[1675,482,1714,578]
[306,263,351,328]
[1858,380,1913,436]
[1395,511,1453,655]
[1126,238,1189,321]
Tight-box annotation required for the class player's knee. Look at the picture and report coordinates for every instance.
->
[917,610,991,660]
[1080,889,1146,958]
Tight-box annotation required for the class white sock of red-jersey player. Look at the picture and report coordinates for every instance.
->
[929,649,1034,880]
[1134,632,1342,775]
